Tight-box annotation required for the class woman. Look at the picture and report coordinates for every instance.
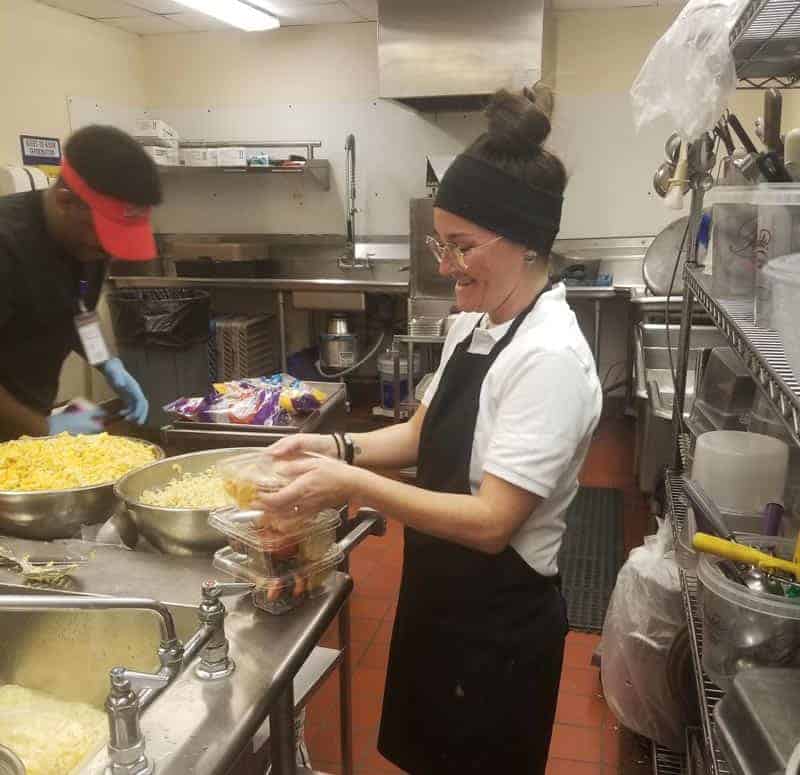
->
[261,86,602,774]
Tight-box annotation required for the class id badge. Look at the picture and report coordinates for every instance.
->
[75,311,111,366]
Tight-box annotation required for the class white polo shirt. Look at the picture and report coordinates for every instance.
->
[422,282,602,576]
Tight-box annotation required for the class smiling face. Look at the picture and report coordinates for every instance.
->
[433,207,529,315]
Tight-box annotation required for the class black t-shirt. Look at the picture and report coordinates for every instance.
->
[0,191,105,415]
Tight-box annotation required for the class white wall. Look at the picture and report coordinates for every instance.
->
[0,0,147,403]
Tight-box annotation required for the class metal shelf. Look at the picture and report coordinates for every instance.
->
[652,741,685,775]
[730,0,800,88]
[684,268,800,447]
[159,159,331,189]
[666,471,732,775]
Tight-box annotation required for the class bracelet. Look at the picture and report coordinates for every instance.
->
[331,433,343,460]
[342,433,356,465]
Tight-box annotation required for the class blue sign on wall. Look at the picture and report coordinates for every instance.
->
[20,135,61,166]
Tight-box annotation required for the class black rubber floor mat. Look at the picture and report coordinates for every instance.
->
[558,486,625,633]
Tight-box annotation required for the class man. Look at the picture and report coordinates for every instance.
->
[0,125,160,441]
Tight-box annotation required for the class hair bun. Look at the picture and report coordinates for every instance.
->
[484,85,553,156]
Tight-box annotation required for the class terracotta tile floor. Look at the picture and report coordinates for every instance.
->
[306,416,652,775]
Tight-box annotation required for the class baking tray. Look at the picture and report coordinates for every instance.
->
[169,381,345,435]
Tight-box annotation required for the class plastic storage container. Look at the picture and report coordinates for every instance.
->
[763,253,800,381]
[749,391,800,521]
[213,544,343,614]
[692,431,789,514]
[708,185,800,325]
[216,452,291,508]
[377,350,422,410]
[695,347,755,416]
[698,535,800,689]
[688,399,749,436]
[209,507,341,575]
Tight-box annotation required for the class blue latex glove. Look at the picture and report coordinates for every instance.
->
[48,409,106,436]
[100,358,149,425]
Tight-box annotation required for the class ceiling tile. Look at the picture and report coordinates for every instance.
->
[342,0,376,19]
[127,0,185,12]
[170,9,233,29]
[40,0,149,18]
[105,13,186,32]
[275,1,363,24]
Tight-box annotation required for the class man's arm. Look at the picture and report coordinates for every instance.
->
[0,384,48,438]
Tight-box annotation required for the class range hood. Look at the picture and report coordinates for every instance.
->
[377,0,549,113]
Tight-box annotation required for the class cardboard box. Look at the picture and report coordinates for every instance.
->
[135,136,179,149]
[135,118,179,142]
[217,147,247,167]
[180,148,220,167]
[143,145,179,166]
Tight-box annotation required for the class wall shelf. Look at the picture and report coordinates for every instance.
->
[157,140,331,189]
[158,159,331,190]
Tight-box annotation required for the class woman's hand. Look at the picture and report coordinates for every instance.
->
[267,433,339,462]
[256,456,363,528]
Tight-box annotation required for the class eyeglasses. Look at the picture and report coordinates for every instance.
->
[425,235,503,270]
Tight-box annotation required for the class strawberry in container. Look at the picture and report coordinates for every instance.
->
[208,507,341,575]
[213,545,344,615]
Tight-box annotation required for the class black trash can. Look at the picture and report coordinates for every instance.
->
[108,289,211,428]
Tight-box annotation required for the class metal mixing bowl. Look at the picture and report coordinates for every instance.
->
[0,745,26,775]
[114,448,252,556]
[0,440,164,540]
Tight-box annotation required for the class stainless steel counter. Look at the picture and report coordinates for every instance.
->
[0,537,351,775]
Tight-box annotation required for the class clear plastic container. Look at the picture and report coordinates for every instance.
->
[689,399,749,436]
[709,185,800,324]
[692,431,789,515]
[763,253,800,380]
[216,452,291,507]
[213,544,343,614]
[697,535,800,689]
[696,347,755,416]
[209,507,341,575]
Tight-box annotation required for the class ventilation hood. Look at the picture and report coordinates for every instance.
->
[377,0,549,112]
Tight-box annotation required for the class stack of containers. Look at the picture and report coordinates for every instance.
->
[687,347,755,438]
[211,453,343,614]
[214,315,277,380]
[135,118,180,166]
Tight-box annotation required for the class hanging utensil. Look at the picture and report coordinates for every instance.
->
[763,88,784,155]
[653,161,676,198]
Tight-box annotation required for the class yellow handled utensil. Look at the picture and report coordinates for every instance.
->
[794,530,800,567]
[692,532,800,581]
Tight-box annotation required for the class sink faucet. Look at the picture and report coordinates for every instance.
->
[0,594,184,775]
[338,133,372,271]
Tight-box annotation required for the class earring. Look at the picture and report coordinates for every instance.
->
[524,250,539,263]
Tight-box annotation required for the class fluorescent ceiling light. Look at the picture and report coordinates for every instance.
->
[174,0,280,31]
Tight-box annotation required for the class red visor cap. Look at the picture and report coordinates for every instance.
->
[60,156,157,261]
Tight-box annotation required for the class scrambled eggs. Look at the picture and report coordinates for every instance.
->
[0,684,107,775]
[140,465,234,509]
[0,433,156,492]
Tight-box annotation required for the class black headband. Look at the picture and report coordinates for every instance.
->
[434,153,563,255]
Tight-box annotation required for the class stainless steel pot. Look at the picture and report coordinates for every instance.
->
[114,448,251,556]
[0,440,164,540]
[0,746,25,775]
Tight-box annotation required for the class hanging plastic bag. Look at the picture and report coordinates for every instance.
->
[600,518,687,751]
[631,0,749,142]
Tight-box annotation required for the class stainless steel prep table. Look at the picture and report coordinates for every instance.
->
[0,536,351,775]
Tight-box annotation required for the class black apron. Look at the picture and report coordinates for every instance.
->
[378,285,569,774]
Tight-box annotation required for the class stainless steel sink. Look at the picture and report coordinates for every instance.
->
[0,587,198,709]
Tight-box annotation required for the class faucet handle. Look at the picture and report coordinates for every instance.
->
[110,666,170,694]
[202,580,255,600]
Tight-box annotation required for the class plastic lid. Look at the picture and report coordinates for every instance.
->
[216,452,292,506]
[209,507,341,551]
[697,535,800,619]
[213,544,343,588]
[694,430,788,459]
